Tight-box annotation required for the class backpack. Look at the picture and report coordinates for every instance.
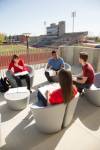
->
[0,77,10,93]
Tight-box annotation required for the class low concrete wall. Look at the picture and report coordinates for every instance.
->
[60,46,74,65]
[59,46,100,72]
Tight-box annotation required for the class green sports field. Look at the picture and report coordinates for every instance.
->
[0,44,50,55]
[0,44,34,53]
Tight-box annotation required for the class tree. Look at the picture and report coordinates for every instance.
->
[0,33,5,44]
[8,35,12,43]
[95,36,100,42]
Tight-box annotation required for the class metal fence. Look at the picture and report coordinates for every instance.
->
[0,48,52,69]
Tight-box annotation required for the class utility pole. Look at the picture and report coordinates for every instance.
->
[72,11,76,32]
[23,33,30,64]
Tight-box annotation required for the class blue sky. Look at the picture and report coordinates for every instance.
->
[0,0,100,36]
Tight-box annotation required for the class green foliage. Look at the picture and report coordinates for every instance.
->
[0,44,43,55]
[95,37,100,42]
[87,36,100,43]
[0,33,5,44]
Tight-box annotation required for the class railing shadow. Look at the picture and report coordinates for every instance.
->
[1,113,66,150]
[1,84,100,149]
[0,95,20,122]
[0,79,48,123]
[73,95,100,131]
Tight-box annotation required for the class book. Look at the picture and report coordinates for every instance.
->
[14,71,29,76]
[46,69,57,76]
[38,83,60,98]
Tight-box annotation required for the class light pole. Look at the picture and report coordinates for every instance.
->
[23,33,30,63]
[72,11,76,32]
[44,21,46,35]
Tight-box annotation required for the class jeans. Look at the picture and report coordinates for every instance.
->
[37,90,47,106]
[14,74,31,90]
[73,81,91,93]
[45,71,53,82]
[45,68,60,82]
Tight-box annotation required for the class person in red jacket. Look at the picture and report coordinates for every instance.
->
[37,69,77,106]
[8,54,31,91]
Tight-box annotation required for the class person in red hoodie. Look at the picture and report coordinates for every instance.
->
[37,69,77,106]
[8,54,31,91]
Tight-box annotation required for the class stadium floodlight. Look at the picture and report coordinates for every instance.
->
[71,11,76,32]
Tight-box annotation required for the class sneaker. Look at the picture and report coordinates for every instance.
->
[30,90,32,93]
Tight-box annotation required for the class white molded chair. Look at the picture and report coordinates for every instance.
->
[31,104,66,133]
[94,72,100,88]
[64,63,71,71]
[30,93,79,133]
[85,72,100,106]
[63,92,79,127]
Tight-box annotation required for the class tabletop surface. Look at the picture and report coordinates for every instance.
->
[4,87,30,101]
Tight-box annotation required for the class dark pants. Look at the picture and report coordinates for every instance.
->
[45,68,59,82]
[73,81,91,93]
[14,74,30,90]
[37,90,47,106]
[45,71,53,82]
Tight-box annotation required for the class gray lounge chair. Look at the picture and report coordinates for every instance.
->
[30,93,79,133]
[85,72,100,106]
[6,65,34,88]
[64,63,71,71]
[94,72,100,88]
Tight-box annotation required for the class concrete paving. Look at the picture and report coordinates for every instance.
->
[0,67,100,150]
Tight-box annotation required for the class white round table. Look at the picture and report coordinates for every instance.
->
[4,87,30,110]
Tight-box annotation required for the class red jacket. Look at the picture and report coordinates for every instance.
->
[49,86,78,105]
[8,59,28,73]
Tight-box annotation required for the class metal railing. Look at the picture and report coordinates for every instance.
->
[0,48,52,69]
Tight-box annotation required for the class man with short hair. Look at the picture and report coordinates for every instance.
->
[73,52,95,93]
[45,50,64,82]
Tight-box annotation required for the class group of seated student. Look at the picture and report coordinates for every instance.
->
[38,50,95,106]
[7,50,95,106]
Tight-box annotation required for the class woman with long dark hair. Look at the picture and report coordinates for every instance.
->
[37,69,77,106]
